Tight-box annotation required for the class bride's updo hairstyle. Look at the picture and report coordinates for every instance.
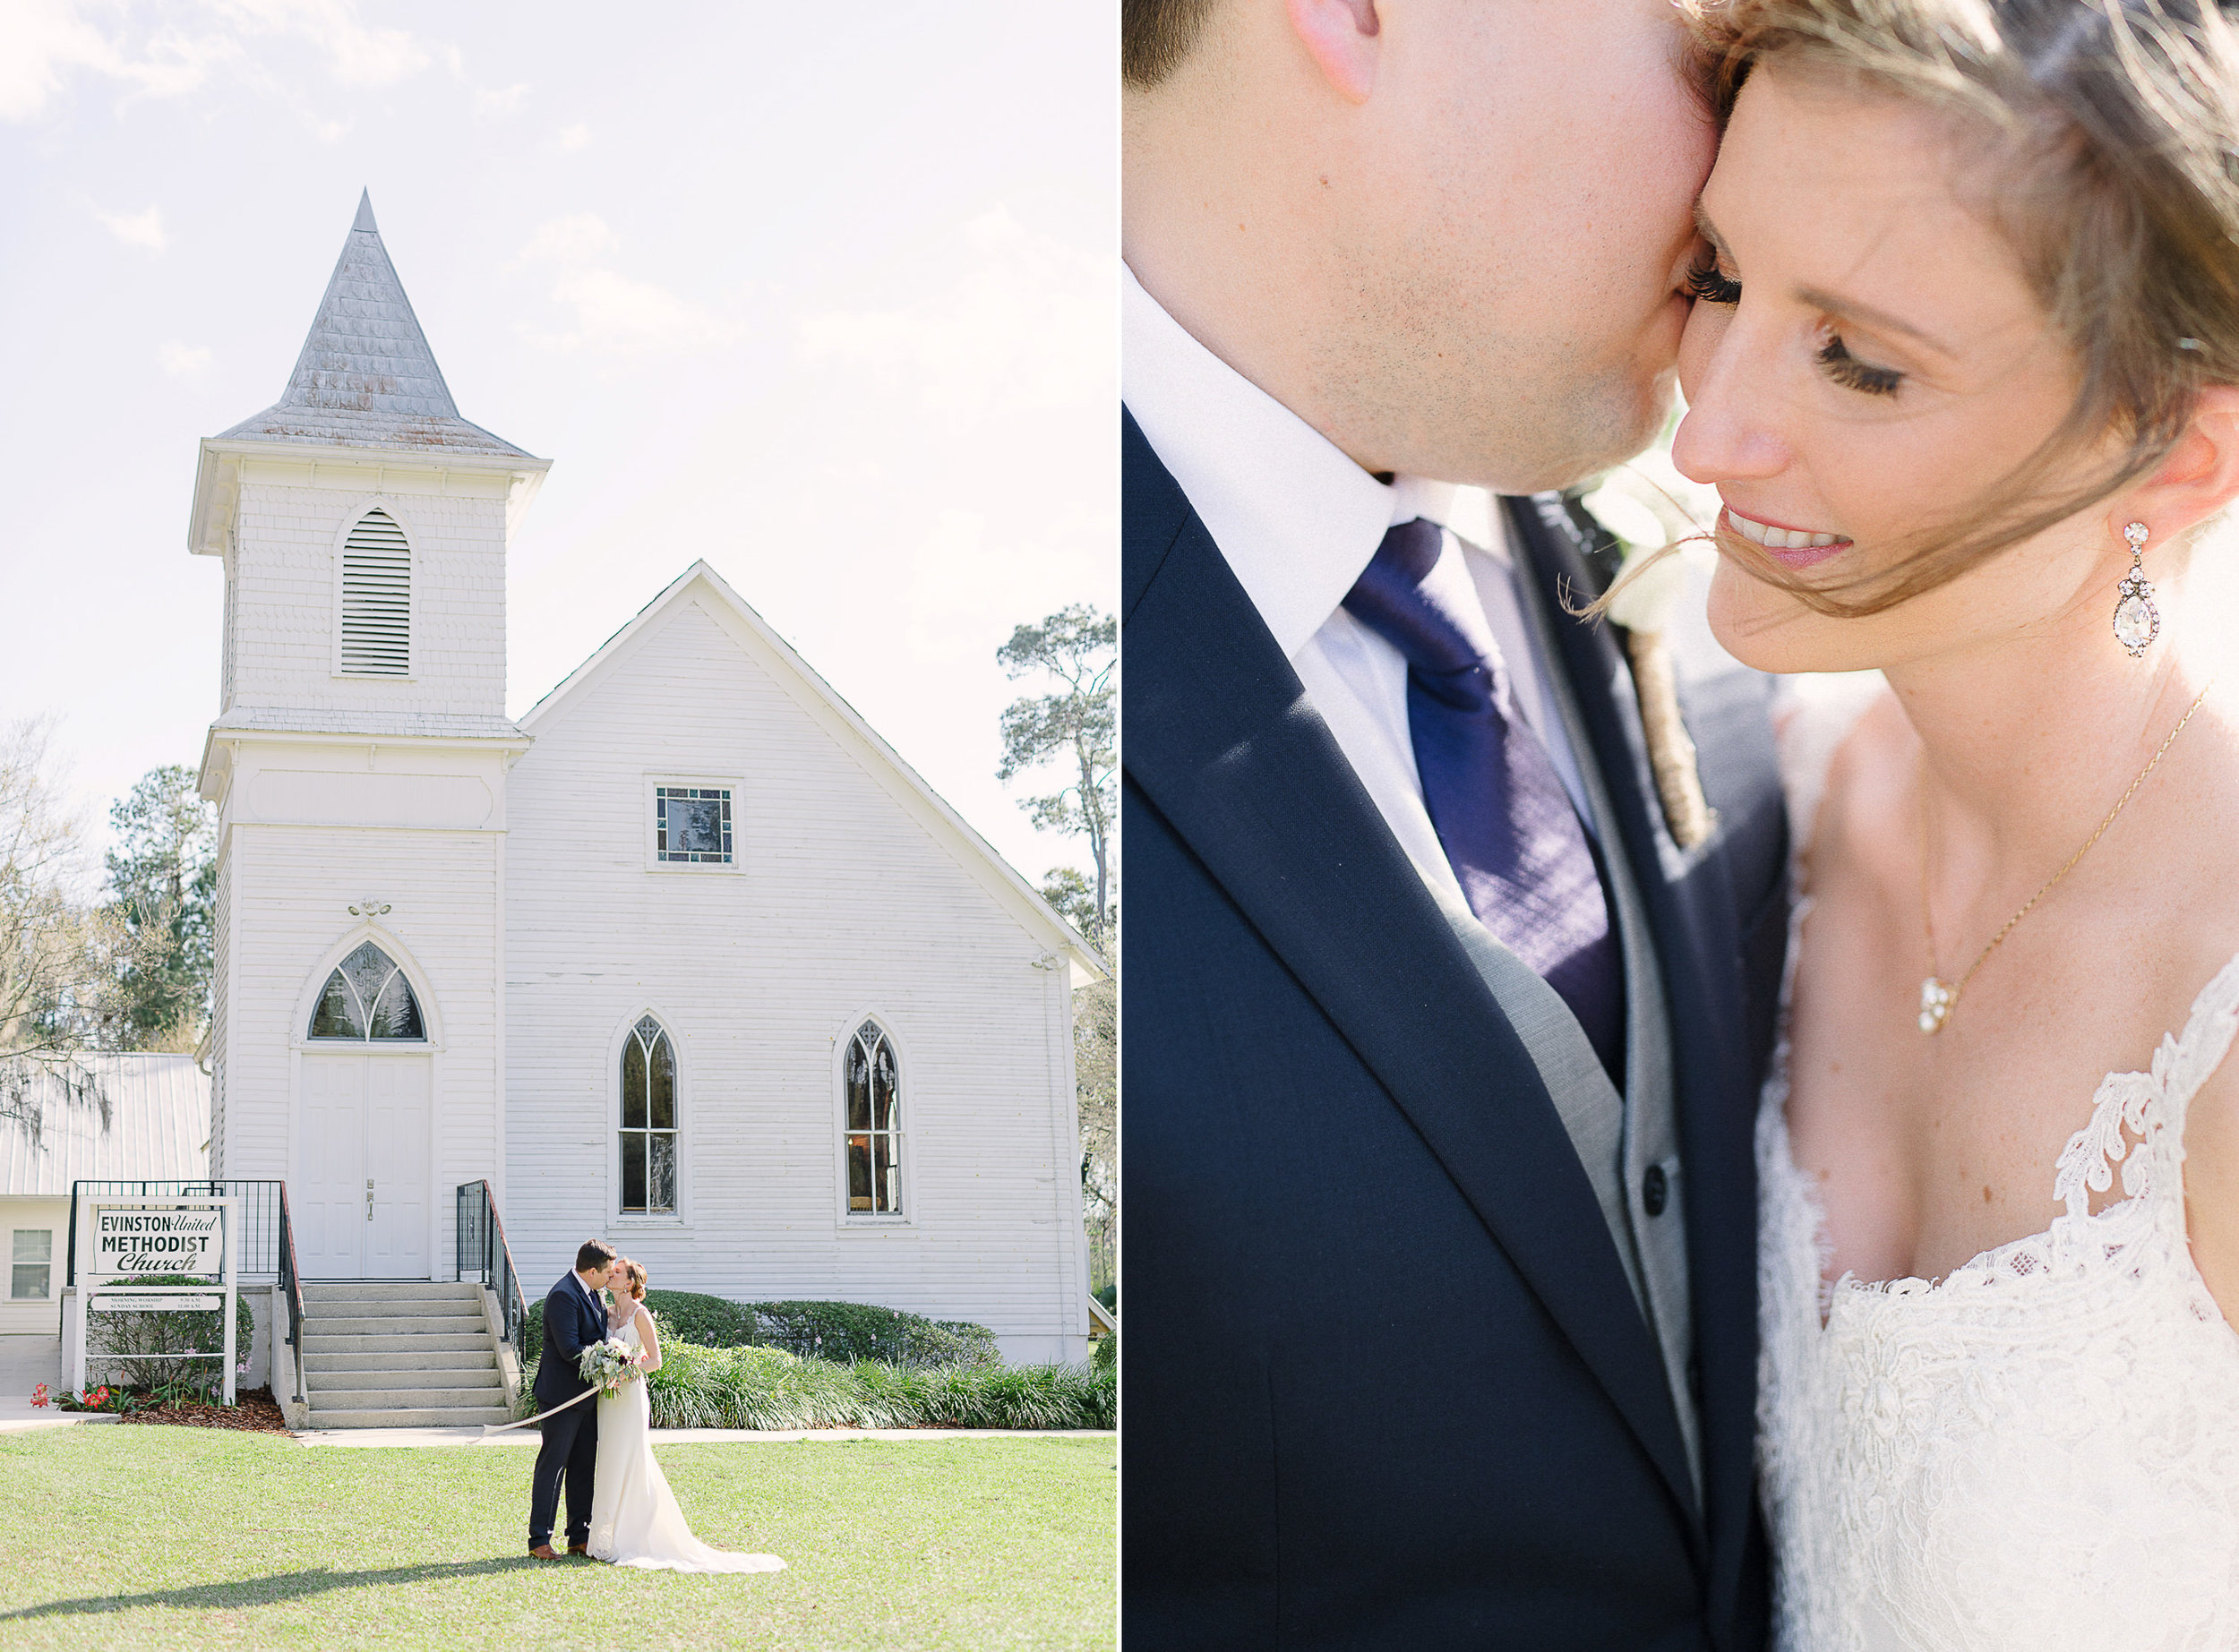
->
[619,1261,647,1301]
[1679,0,2239,615]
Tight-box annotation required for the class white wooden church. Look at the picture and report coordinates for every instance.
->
[184,193,1101,1366]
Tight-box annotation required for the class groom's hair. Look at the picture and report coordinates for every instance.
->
[1124,0,1217,89]
[575,1239,617,1272]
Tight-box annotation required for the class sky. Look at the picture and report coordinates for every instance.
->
[0,0,1115,898]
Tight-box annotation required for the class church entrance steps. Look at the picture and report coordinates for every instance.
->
[304,1331,492,1354]
[304,1314,487,1339]
[297,1280,512,1430]
[306,1404,515,1429]
[302,1280,477,1304]
[305,1364,495,1389]
[305,1348,496,1374]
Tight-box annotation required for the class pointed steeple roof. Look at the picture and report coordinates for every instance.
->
[217,190,531,458]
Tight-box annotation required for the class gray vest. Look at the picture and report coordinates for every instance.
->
[1428,554,1701,1499]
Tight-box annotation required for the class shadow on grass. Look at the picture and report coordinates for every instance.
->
[0,1556,580,1621]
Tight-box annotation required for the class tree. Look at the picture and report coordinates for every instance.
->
[997,605,1116,949]
[101,766,218,1052]
[1072,946,1117,1285]
[0,720,131,1136]
[1042,869,1116,1282]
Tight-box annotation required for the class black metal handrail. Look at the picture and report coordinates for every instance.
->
[276,1182,305,1406]
[456,1180,528,1371]
[66,1179,284,1285]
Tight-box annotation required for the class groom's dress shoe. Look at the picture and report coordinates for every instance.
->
[528,1545,559,1561]
[568,1544,588,1556]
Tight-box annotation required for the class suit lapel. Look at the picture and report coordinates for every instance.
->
[1505,493,1770,1640]
[1125,414,1698,1525]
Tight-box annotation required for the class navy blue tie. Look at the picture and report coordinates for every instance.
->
[1343,518,1626,1081]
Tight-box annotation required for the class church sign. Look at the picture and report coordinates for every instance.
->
[92,1210,224,1277]
[73,1196,240,1406]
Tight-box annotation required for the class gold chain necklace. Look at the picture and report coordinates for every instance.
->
[1917,679,2216,1034]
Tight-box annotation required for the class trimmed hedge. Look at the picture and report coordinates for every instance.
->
[642,1290,758,1348]
[521,1292,996,1371]
[744,1300,1000,1368]
[514,1333,1114,1431]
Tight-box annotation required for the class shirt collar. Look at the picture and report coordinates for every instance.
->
[1122,265,1471,660]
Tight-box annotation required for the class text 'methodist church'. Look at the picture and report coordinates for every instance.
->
[187,192,1102,1362]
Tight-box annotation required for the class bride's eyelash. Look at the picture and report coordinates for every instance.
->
[1816,332,1904,397]
[1686,260,1742,305]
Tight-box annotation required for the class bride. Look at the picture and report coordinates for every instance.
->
[1667,1,2239,1647]
[587,1261,785,1574]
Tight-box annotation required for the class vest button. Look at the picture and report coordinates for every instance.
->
[1642,1163,1669,1218]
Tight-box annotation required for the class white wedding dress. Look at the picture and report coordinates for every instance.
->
[1757,680,2239,1652]
[586,1314,786,1574]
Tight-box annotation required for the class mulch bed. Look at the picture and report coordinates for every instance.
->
[107,1385,293,1435]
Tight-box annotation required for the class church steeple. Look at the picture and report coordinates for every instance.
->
[217,189,529,458]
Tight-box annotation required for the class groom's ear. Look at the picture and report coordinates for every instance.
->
[1285,0,1382,105]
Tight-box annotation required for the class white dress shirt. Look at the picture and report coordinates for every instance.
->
[1121,265,1595,920]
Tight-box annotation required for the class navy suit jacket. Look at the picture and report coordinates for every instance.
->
[1120,412,1788,1651]
[535,1272,607,1408]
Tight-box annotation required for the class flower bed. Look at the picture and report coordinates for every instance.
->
[110,1385,292,1434]
[39,1381,291,1434]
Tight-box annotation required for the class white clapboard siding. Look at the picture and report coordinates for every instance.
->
[338,510,411,675]
[221,475,510,725]
[506,586,1089,1360]
[216,818,506,1278]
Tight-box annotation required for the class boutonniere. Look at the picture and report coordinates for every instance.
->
[1585,490,1717,852]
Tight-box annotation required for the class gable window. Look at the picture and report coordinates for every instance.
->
[620,1015,678,1214]
[339,508,411,677]
[655,786,732,864]
[845,1019,902,1215]
[11,1231,50,1300]
[309,942,425,1040]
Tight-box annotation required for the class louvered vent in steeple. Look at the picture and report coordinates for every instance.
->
[339,509,411,676]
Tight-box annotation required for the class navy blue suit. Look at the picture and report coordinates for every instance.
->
[1120,413,1788,1649]
[528,1271,607,1549]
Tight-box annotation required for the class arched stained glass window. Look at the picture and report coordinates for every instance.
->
[620,1015,677,1215]
[845,1019,901,1214]
[308,942,425,1040]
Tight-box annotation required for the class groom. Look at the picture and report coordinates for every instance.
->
[528,1239,617,1561]
[1123,2,1787,1648]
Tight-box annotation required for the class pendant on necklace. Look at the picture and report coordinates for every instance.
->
[1918,977,1954,1034]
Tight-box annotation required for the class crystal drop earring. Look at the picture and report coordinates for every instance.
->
[2113,521,2160,658]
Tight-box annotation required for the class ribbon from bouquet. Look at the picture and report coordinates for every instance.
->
[480,1382,602,1436]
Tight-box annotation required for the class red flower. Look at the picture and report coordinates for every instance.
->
[30,1384,48,1408]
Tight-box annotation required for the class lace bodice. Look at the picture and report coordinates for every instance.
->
[1758,680,2239,1652]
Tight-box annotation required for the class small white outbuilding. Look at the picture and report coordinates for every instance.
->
[1,1055,210,1340]
[184,193,1102,1365]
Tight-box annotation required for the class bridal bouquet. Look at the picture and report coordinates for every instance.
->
[578,1335,639,1395]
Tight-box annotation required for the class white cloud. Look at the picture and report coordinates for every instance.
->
[797,208,1110,430]
[553,121,589,153]
[0,0,430,124]
[159,341,212,374]
[532,269,731,353]
[514,212,619,267]
[473,81,528,121]
[0,0,226,121]
[94,203,167,251]
[208,0,427,86]
[514,214,732,354]
[901,507,1106,666]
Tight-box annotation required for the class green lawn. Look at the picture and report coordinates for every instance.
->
[0,1427,1114,1650]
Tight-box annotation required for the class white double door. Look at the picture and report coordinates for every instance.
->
[297,1054,431,1279]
